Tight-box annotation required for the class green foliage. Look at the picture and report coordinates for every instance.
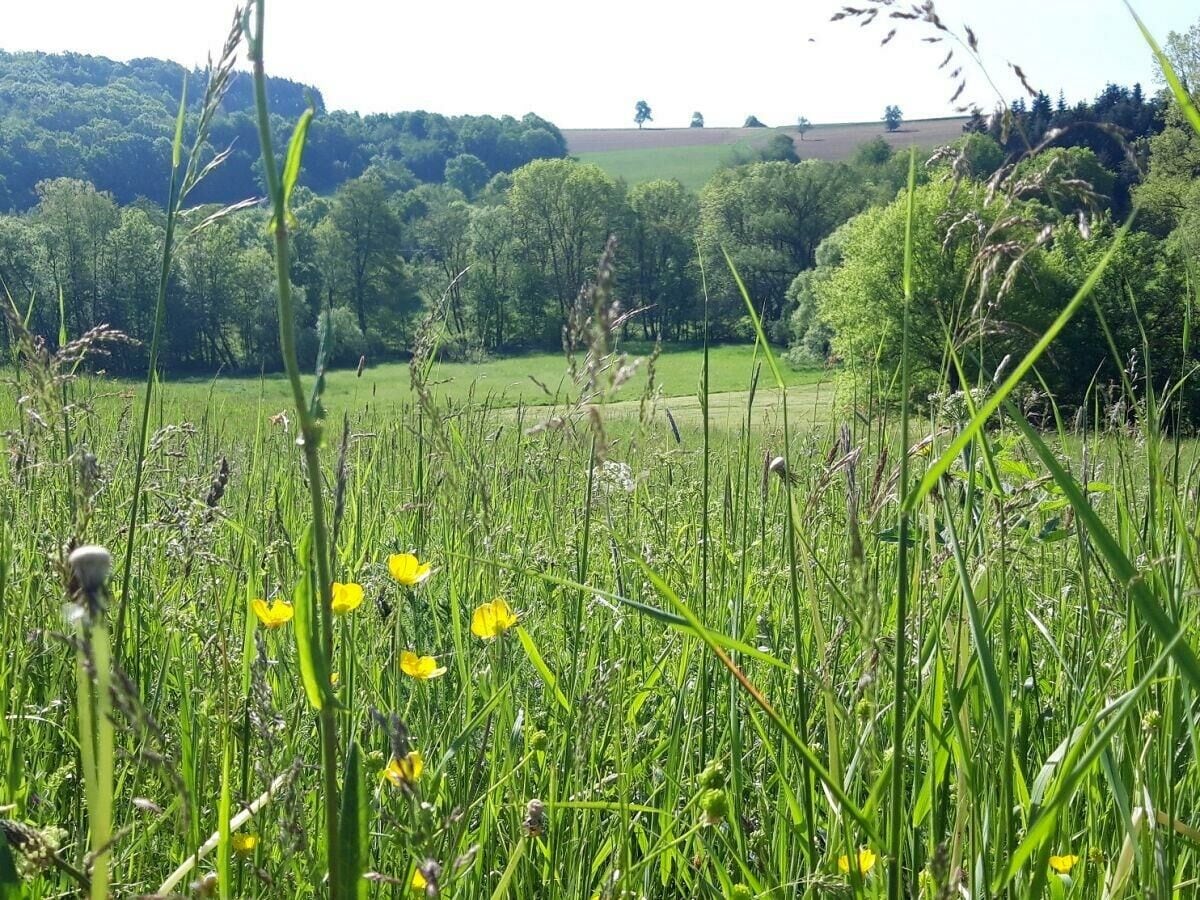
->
[690,111,704,128]
[700,160,864,333]
[506,159,625,340]
[816,179,1047,395]
[316,307,367,367]
[990,84,1161,214]
[949,132,1005,179]
[743,115,766,128]
[760,133,799,164]
[626,180,701,340]
[883,105,903,132]
[634,100,653,129]
[1134,102,1200,243]
[1011,146,1116,214]
[0,50,567,210]
[1041,223,1191,405]
[444,153,490,199]
[854,136,893,167]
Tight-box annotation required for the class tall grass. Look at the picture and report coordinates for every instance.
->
[1,4,1199,900]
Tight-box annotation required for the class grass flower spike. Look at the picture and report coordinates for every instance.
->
[471,597,518,639]
[388,553,433,587]
[401,651,447,679]
[383,750,424,787]
[1049,854,1079,874]
[838,848,877,875]
[331,581,364,615]
[251,598,294,629]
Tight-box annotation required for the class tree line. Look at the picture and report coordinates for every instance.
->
[0,139,923,373]
[0,32,1190,414]
[0,50,568,212]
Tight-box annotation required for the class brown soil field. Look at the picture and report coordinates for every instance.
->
[564,116,970,158]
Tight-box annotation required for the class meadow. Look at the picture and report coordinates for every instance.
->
[4,303,1198,899]
[568,119,968,191]
[153,345,826,418]
[4,2,1200,899]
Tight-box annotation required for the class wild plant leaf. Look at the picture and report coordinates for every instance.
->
[280,106,315,228]
[338,742,368,900]
[0,838,19,900]
[172,75,187,171]
[1126,2,1200,136]
[292,526,329,710]
[632,554,882,843]
[515,626,572,714]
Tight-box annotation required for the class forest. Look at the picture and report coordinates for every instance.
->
[0,49,568,210]
[0,42,1196,419]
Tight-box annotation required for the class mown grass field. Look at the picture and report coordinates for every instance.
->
[143,344,829,424]
[569,118,968,190]
[575,144,752,193]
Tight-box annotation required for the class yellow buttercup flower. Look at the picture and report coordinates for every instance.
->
[231,833,258,857]
[251,598,293,629]
[470,597,518,640]
[411,868,427,892]
[331,581,364,615]
[1049,854,1079,874]
[838,848,877,875]
[388,553,433,587]
[383,750,424,787]
[401,650,447,680]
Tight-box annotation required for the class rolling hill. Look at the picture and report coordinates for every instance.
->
[565,116,969,190]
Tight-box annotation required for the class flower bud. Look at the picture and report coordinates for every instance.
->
[700,789,728,825]
[698,760,725,790]
[68,545,112,593]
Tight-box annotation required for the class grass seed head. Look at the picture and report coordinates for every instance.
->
[68,544,112,594]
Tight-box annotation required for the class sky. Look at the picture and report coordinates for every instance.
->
[2,0,1196,129]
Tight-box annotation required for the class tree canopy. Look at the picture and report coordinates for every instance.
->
[0,50,568,211]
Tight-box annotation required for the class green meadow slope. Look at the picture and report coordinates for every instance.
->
[568,117,968,189]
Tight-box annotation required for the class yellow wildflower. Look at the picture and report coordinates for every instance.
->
[384,750,424,787]
[411,868,427,892]
[331,581,364,615]
[401,650,447,680]
[838,847,877,875]
[251,598,293,629]
[388,553,433,587]
[470,597,518,640]
[1049,854,1079,874]
[231,833,258,857]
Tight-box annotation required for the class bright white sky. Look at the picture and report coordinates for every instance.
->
[2,0,1195,128]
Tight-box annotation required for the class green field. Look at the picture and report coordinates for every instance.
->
[576,143,759,192]
[568,118,971,190]
[148,343,828,422]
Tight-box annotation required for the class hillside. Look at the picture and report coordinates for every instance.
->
[0,49,568,210]
[567,117,969,190]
